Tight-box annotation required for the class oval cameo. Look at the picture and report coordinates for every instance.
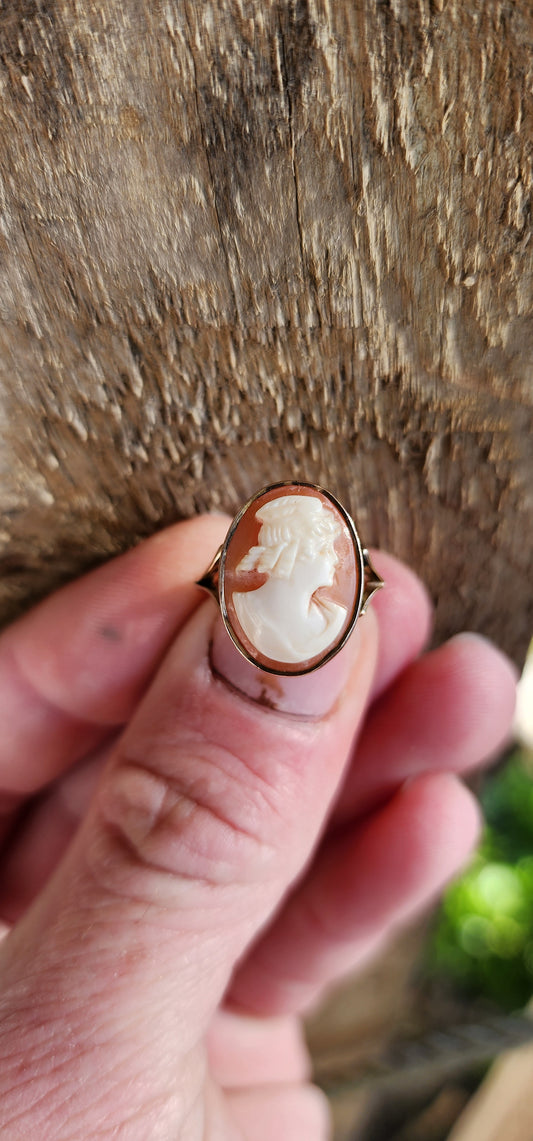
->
[220,483,364,675]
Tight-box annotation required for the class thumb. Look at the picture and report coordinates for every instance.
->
[0,593,377,1132]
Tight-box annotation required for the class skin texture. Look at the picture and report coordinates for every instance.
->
[0,516,517,1140]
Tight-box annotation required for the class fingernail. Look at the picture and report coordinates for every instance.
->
[210,617,364,718]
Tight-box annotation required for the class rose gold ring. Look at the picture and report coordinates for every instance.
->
[197,481,384,676]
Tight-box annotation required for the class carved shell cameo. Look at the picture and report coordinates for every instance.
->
[219,483,364,675]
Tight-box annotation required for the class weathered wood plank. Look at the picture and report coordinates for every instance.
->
[447,1037,533,1141]
[0,0,531,662]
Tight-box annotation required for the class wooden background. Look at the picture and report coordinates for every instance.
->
[0,0,531,663]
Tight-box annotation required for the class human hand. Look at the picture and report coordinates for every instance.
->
[0,516,517,1139]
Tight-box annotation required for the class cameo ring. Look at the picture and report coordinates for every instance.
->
[197,482,384,677]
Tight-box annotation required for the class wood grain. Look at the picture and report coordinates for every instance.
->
[0,0,531,661]
[447,1037,533,1141]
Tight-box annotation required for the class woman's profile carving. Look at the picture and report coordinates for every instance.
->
[232,494,347,663]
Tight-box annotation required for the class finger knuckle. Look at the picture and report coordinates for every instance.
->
[89,737,278,905]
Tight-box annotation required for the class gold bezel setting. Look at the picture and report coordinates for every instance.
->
[197,481,383,676]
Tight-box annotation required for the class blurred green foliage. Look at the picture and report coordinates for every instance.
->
[430,750,533,1011]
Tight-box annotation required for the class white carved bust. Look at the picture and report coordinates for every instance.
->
[232,494,347,664]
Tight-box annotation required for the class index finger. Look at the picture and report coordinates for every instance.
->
[0,515,228,794]
[0,526,433,803]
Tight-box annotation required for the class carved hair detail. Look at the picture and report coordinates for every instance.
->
[236,495,342,580]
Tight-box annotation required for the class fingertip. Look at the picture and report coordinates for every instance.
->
[6,514,231,727]
[227,1084,331,1141]
[207,1011,310,1086]
[226,771,483,1017]
[0,516,233,792]
[398,771,482,874]
[213,603,379,723]
[350,630,518,816]
[350,771,483,935]
[348,771,482,931]
[369,550,433,699]
[435,633,518,757]
[445,631,519,690]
